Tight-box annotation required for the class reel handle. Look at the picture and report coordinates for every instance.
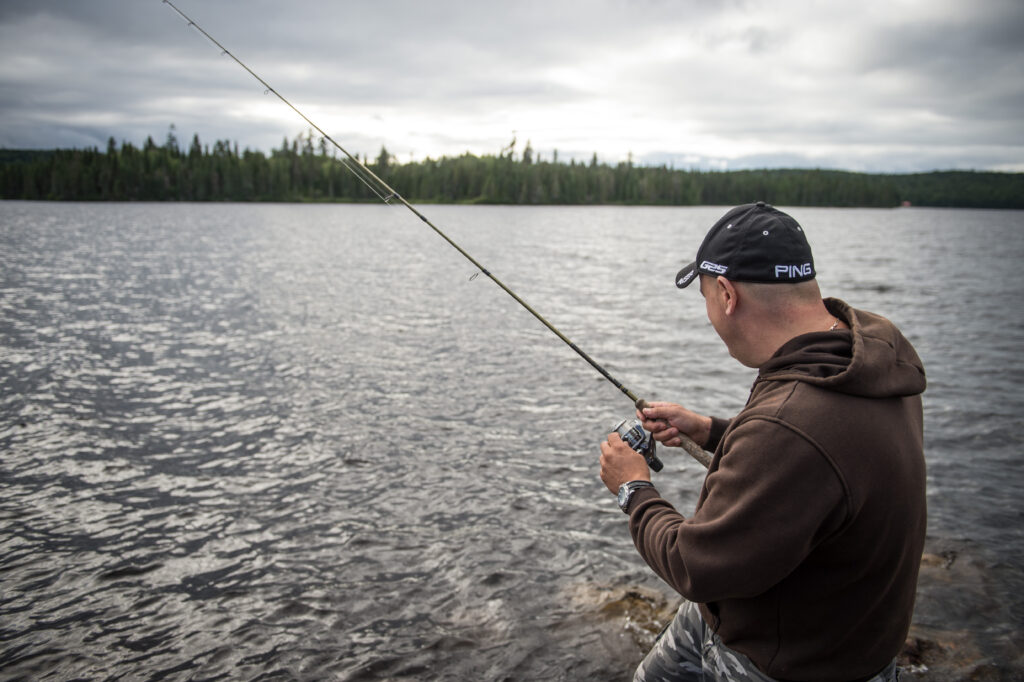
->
[645,444,665,473]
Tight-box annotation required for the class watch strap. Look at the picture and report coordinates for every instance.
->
[618,480,654,513]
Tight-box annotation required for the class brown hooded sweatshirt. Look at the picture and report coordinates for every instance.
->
[628,298,927,681]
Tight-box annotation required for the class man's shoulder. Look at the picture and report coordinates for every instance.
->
[732,379,856,454]
[743,375,844,419]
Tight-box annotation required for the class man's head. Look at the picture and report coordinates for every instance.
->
[679,203,834,368]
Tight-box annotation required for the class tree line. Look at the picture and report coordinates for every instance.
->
[2,130,1022,208]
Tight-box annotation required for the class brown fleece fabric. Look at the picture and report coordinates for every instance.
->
[629,299,926,681]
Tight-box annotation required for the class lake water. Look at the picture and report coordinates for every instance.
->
[1,202,1022,680]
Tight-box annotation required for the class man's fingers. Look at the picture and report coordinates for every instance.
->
[641,403,676,423]
[641,402,665,416]
[652,427,679,443]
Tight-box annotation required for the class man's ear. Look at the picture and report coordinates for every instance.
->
[716,276,739,315]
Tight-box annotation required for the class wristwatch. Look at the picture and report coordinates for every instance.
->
[617,480,654,513]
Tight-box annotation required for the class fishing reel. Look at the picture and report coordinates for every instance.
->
[612,418,663,473]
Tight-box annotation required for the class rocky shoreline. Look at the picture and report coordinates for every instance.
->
[583,541,1023,680]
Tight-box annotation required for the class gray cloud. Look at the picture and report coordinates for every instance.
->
[1,0,1021,171]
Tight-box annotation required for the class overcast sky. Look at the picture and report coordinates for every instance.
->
[1,0,1022,172]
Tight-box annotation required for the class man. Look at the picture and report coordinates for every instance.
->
[600,202,927,682]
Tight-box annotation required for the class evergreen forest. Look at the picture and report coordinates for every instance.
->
[2,131,1022,209]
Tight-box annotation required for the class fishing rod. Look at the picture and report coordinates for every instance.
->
[161,0,711,470]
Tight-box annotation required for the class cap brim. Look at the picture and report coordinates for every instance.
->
[675,262,698,289]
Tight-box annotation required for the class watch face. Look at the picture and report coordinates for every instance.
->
[617,484,630,510]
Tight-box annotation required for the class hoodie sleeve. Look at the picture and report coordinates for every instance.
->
[706,416,732,452]
[628,416,849,602]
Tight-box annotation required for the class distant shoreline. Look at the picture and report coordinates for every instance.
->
[3,137,1022,209]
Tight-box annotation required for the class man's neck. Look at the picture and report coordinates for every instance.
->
[746,301,839,368]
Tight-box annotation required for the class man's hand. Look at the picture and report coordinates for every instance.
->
[600,433,650,494]
[637,401,712,449]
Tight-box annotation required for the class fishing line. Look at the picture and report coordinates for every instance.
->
[161,0,710,469]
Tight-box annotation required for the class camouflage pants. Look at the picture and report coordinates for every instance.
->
[634,601,899,682]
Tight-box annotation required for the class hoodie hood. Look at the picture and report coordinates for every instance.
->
[759,298,926,399]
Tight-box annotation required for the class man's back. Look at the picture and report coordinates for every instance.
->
[602,203,928,681]
[629,299,926,680]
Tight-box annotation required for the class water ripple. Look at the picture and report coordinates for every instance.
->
[2,203,1022,679]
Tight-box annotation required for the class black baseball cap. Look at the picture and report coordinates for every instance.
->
[675,201,815,289]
